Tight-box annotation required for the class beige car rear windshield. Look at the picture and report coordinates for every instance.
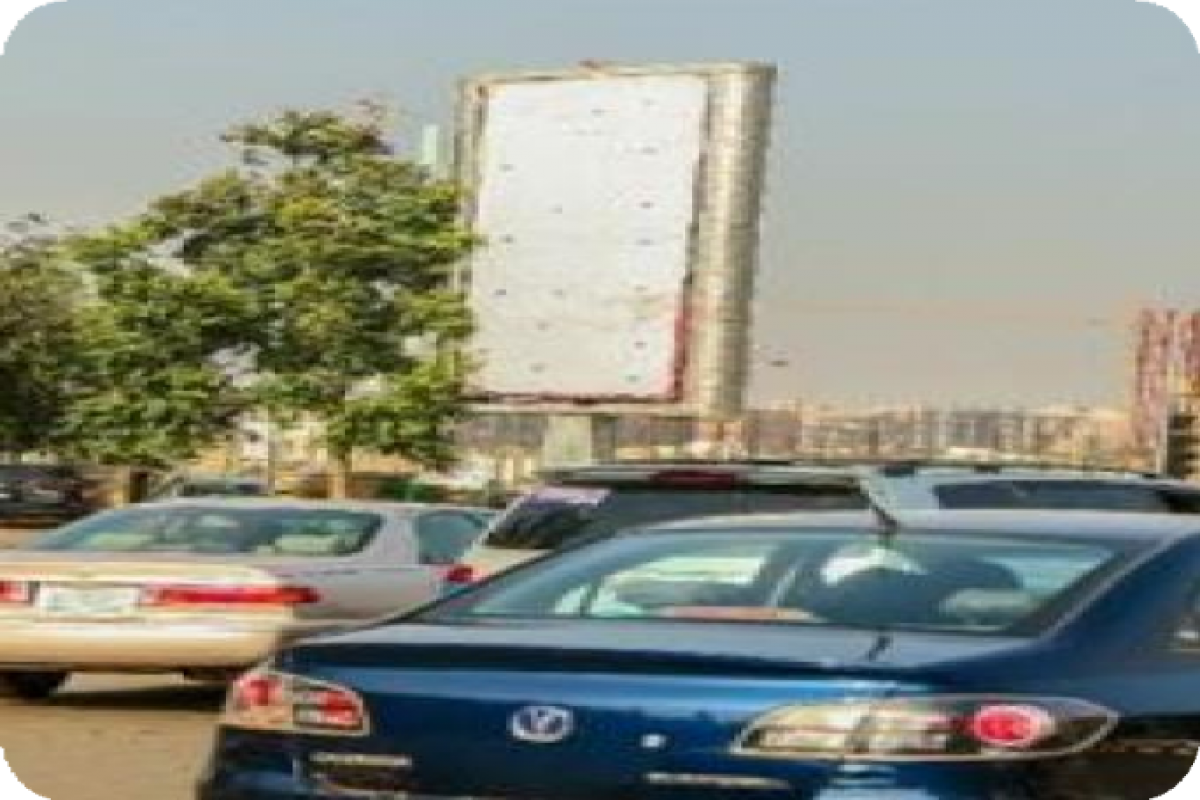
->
[30,506,382,557]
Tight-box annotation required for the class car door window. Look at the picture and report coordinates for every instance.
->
[934,482,1024,509]
[937,480,1169,512]
[416,512,487,565]
[1015,481,1168,511]
[1159,490,1200,514]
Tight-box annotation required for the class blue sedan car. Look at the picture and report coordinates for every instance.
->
[199,510,1200,800]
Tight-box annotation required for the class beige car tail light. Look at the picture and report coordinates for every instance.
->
[142,584,321,608]
[0,579,32,605]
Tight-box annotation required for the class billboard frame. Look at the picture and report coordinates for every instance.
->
[456,61,776,419]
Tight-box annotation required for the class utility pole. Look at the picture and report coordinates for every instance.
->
[1156,327,1183,475]
[419,124,444,175]
[263,411,279,495]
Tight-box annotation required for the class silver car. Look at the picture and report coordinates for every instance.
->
[0,498,490,700]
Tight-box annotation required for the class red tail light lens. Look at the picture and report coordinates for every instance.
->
[736,696,1116,762]
[294,686,365,731]
[968,704,1057,749]
[443,564,476,586]
[234,672,284,709]
[649,470,741,488]
[0,580,31,605]
[144,585,321,607]
[223,670,368,736]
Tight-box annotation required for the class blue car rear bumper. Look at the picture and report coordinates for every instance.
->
[198,730,1041,800]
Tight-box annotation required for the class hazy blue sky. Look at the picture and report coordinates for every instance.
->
[2,0,1198,406]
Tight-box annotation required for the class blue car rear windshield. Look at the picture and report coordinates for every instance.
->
[431,529,1131,635]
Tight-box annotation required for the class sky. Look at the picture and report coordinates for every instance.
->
[1,0,1199,408]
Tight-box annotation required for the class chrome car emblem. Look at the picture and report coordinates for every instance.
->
[510,705,575,744]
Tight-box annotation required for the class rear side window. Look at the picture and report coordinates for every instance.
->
[936,480,1169,512]
[1160,491,1200,514]
[483,482,866,551]
[415,512,487,564]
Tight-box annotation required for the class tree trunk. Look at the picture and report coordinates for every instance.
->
[328,451,354,499]
[116,466,136,506]
[128,469,153,503]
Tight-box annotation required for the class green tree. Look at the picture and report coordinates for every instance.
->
[69,106,477,492]
[0,218,83,459]
[56,259,250,469]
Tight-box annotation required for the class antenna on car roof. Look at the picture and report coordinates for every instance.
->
[861,484,902,544]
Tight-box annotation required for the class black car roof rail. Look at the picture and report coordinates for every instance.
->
[859,459,1161,479]
[543,457,1161,480]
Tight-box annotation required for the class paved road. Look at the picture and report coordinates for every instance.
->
[0,526,219,800]
[0,524,45,550]
[1,676,222,800]
[0,528,224,800]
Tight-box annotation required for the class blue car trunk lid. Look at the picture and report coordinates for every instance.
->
[294,669,893,798]
[279,621,1027,798]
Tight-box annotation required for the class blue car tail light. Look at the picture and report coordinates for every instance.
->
[221,669,370,737]
[734,695,1117,762]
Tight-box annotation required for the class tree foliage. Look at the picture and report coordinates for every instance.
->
[0,218,83,458]
[67,105,477,475]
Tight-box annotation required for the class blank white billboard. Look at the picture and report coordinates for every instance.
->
[460,63,776,414]
[468,74,706,400]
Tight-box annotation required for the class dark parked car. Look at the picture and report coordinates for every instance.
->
[147,474,270,501]
[0,464,92,523]
[461,459,1200,579]
[203,510,1200,800]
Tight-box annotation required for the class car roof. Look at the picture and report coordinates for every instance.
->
[0,463,79,473]
[882,471,1196,488]
[125,498,493,516]
[640,509,1200,544]
[543,459,1189,486]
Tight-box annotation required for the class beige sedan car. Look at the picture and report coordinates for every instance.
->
[0,498,490,700]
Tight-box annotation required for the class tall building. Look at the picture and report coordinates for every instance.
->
[1131,308,1200,469]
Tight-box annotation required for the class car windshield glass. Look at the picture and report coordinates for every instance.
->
[485,482,866,550]
[30,506,382,556]
[936,480,1167,512]
[430,529,1126,634]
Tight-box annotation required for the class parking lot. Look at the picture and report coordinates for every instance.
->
[0,525,210,800]
[2,675,218,800]
[0,526,36,551]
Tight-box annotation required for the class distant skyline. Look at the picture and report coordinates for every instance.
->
[2,0,1199,406]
